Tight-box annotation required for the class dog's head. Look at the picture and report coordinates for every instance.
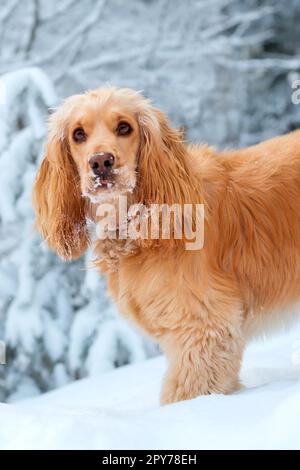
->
[33,87,192,260]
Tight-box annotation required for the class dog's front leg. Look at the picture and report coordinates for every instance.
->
[160,305,244,405]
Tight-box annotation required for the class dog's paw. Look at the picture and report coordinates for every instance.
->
[160,381,197,405]
[160,375,241,405]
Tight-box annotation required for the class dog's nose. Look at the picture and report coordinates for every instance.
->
[89,153,115,175]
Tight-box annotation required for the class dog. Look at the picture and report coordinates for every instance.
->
[33,86,300,404]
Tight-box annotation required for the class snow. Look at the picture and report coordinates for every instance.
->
[1,328,300,450]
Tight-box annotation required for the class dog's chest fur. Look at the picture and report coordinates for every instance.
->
[106,247,208,338]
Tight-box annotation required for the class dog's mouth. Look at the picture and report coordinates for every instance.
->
[83,166,136,203]
[93,175,115,190]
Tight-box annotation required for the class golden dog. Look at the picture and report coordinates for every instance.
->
[33,86,300,404]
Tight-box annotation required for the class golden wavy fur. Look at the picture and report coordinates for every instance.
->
[33,86,300,404]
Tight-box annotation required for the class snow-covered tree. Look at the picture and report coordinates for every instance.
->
[0,68,148,401]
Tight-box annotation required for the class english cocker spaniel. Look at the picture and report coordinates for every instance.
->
[33,86,300,404]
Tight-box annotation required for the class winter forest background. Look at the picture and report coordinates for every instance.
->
[0,0,299,402]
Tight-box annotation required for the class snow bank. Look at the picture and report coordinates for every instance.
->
[1,328,300,450]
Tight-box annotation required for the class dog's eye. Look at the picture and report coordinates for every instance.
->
[117,121,132,136]
[73,127,87,143]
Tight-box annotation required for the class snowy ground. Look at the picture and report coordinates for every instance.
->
[1,327,300,450]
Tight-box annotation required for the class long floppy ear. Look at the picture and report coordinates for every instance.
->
[135,105,204,248]
[32,120,89,261]
[136,107,201,207]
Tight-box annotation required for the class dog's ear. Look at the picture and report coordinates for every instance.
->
[135,104,204,248]
[32,113,89,260]
[136,106,195,207]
